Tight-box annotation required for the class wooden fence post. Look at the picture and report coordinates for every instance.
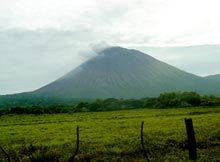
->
[141,121,150,162]
[68,126,79,162]
[0,146,10,162]
[184,118,197,161]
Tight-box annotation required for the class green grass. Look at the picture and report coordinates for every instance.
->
[0,107,220,161]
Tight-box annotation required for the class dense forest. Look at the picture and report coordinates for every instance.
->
[0,91,219,116]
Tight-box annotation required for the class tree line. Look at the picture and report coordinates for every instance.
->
[0,91,220,115]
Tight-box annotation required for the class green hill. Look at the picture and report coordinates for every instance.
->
[205,74,220,82]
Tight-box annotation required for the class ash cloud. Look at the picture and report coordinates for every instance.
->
[90,41,113,53]
[78,41,113,61]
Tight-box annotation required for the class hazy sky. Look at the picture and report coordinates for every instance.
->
[1,0,220,95]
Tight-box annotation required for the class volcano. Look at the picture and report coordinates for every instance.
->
[31,47,220,98]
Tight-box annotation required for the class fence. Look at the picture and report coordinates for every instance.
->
[1,118,197,162]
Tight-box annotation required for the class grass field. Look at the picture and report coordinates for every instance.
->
[0,107,220,162]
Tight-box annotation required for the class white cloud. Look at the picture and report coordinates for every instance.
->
[1,0,220,45]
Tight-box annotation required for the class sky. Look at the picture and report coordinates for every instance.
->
[0,0,220,95]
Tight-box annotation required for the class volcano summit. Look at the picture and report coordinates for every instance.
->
[32,47,220,98]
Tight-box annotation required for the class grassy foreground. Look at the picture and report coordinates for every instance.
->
[0,107,220,162]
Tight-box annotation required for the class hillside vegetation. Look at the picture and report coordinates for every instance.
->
[1,91,220,115]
